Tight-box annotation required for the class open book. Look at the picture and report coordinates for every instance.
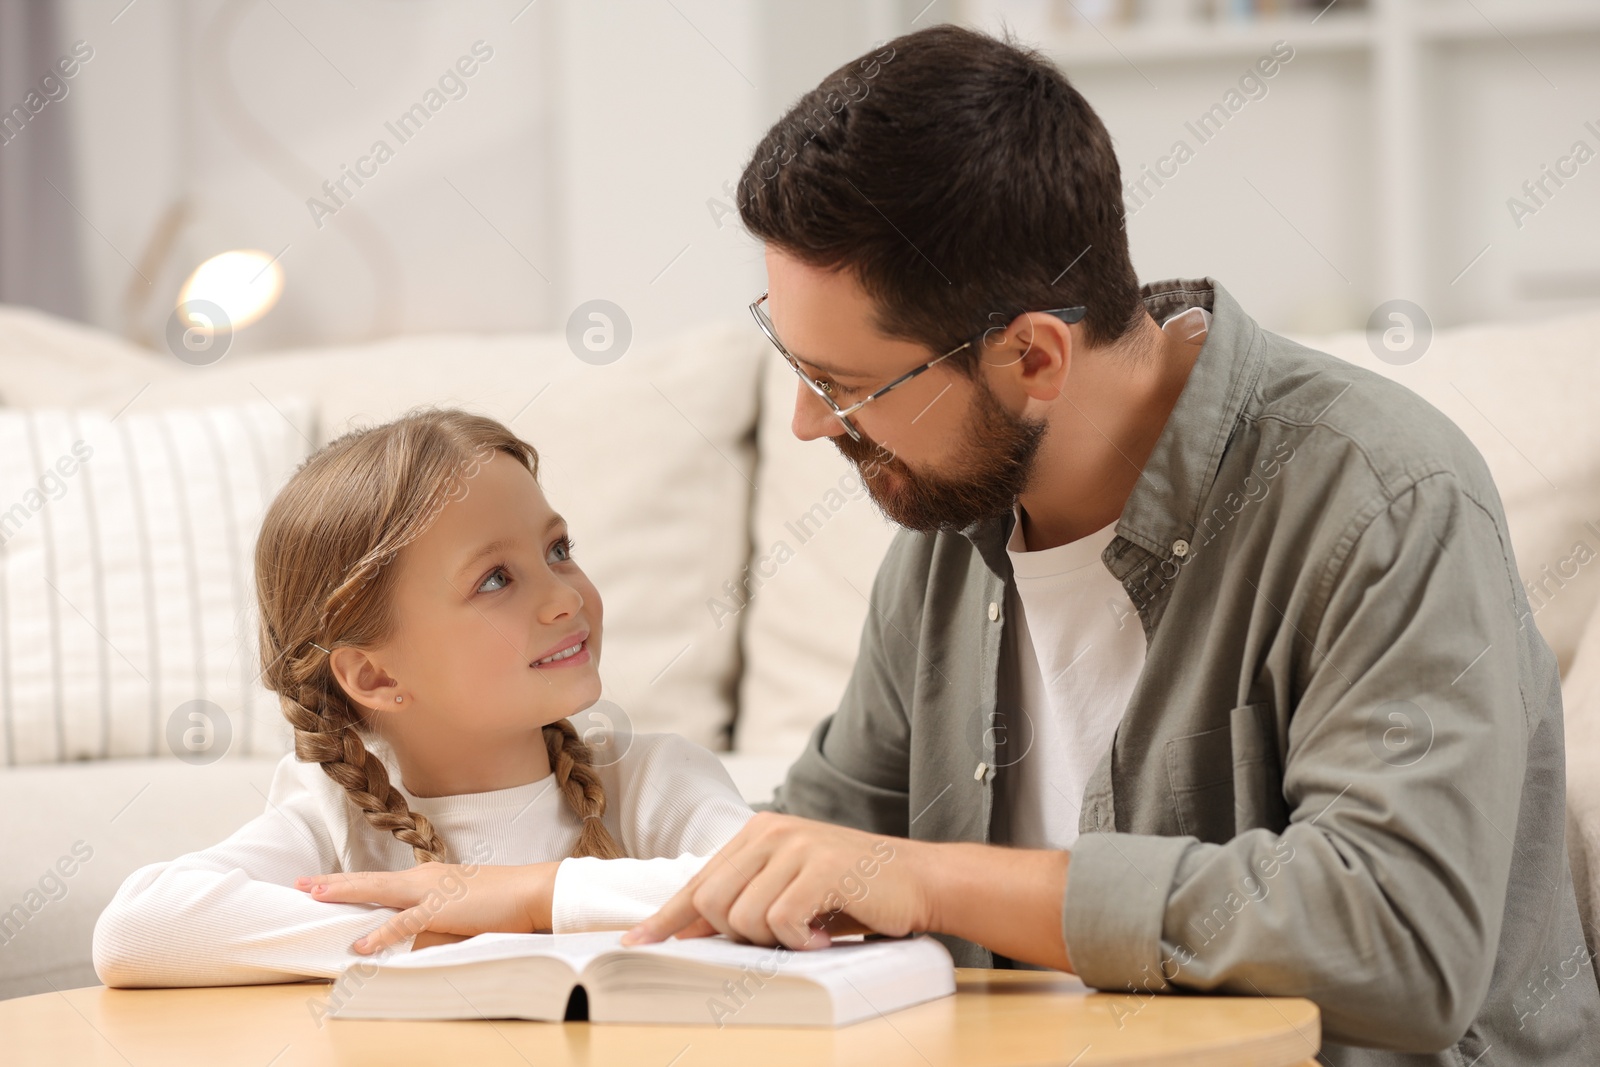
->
[327,929,955,1027]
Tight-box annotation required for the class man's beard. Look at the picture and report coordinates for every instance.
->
[833,374,1047,533]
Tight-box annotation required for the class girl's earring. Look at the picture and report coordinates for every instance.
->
[395,695,403,704]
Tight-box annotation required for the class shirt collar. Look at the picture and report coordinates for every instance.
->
[961,276,1264,575]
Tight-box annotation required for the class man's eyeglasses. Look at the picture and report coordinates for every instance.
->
[749,290,1088,441]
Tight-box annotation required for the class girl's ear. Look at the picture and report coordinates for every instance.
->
[326,646,403,714]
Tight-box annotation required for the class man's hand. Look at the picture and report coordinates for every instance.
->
[295,862,560,955]
[620,812,931,950]
[622,814,1075,971]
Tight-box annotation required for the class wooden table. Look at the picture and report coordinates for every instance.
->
[2,969,1320,1066]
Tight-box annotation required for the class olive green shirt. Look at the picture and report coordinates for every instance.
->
[767,277,1600,1062]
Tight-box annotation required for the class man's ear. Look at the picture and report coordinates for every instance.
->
[326,646,402,715]
[981,311,1073,403]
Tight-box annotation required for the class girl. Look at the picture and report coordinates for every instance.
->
[92,408,753,986]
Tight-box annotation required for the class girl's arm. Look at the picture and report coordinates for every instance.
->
[92,754,409,987]
[550,731,756,932]
[301,733,758,951]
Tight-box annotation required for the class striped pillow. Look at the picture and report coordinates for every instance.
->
[0,399,314,765]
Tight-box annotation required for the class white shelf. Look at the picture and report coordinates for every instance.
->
[1416,1,1600,42]
[1043,14,1373,67]
[1036,1,1600,68]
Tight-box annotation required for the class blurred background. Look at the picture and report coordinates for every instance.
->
[4,0,1597,355]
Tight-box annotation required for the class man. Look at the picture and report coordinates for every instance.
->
[623,23,1600,1064]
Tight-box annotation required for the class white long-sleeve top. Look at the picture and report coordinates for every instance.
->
[92,730,753,987]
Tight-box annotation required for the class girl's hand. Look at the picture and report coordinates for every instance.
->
[294,862,561,955]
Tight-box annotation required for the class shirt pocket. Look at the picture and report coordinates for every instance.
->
[1164,702,1286,842]
[1229,700,1289,834]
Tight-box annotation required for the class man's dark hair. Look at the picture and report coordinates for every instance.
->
[737,23,1143,372]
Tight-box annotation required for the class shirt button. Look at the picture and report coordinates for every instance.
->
[974,762,988,781]
[1172,538,1190,558]
[987,601,1000,621]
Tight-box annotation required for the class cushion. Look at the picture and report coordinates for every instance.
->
[731,351,897,761]
[1562,597,1600,972]
[53,319,767,752]
[0,399,312,764]
[0,754,283,999]
[0,304,175,409]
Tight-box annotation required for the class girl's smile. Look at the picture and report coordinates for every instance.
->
[532,632,591,669]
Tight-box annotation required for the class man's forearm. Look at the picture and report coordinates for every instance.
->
[915,840,1073,972]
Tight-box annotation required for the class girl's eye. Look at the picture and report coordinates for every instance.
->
[548,536,576,565]
[478,565,511,594]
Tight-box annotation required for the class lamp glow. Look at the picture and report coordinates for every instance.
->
[176,249,284,330]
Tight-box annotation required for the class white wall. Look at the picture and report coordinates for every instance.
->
[545,0,763,348]
[59,0,554,350]
[55,0,769,354]
[1428,33,1600,326]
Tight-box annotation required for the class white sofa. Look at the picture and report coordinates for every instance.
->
[3,296,1599,1002]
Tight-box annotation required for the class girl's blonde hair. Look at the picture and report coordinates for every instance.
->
[254,406,624,864]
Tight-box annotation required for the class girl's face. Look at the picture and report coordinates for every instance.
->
[365,450,604,743]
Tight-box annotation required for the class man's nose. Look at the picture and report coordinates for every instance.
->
[791,380,849,442]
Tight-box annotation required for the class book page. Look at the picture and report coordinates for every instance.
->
[371,929,628,972]
[619,934,942,977]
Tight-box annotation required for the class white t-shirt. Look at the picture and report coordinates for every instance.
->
[996,512,1145,852]
[92,731,753,987]
[995,305,1211,853]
